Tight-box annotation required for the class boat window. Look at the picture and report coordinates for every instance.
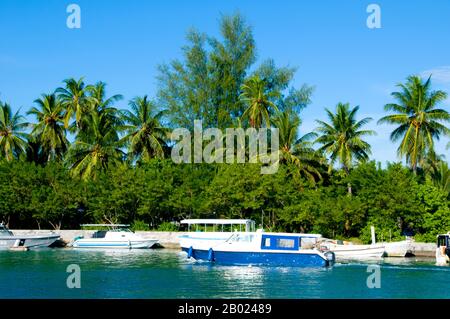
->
[264,238,271,247]
[276,238,295,248]
[92,231,107,238]
[229,234,254,242]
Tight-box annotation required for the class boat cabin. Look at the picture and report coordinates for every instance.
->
[180,219,256,232]
[80,224,134,238]
[226,231,322,250]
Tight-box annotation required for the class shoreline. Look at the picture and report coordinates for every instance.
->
[9,229,437,256]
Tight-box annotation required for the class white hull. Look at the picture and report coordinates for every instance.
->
[0,234,60,249]
[72,239,158,249]
[383,240,414,257]
[179,232,234,250]
[436,248,450,265]
[326,244,385,258]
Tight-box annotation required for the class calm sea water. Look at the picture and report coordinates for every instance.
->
[0,248,448,299]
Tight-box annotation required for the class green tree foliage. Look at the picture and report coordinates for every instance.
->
[65,106,124,180]
[378,75,449,172]
[121,96,168,162]
[315,103,376,173]
[28,94,68,161]
[56,77,92,129]
[0,102,29,161]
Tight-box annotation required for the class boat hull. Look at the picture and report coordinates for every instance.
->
[72,239,158,249]
[383,241,414,257]
[0,234,60,249]
[328,245,385,259]
[182,247,331,267]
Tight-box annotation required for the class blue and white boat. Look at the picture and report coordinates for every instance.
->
[182,229,335,267]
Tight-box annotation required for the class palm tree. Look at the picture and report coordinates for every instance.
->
[27,94,68,161]
[378,75,449,173]
[315,103,375,174]
[0,102,29,161]
[120,96,168,162]
[84,81,123,131]
[56,77,92,129]
[271,110,322,183]
[86,82,123,113]
[240,76,278,128]
[66,108,124,180]
[433,161,450,194]
[421,150,450,193]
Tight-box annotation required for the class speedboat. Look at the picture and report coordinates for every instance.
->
[71,224,158,249]
[0,223,60,250]
[436,233,449,265]
[182,229,335,267]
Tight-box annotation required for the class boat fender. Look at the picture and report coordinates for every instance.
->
[208,248,215,262]
[188,246,193,258]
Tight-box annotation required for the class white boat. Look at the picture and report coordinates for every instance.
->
[178,219,256,251]
[320,239,385,259]
[71,224,158,249]
[182,229,335,267]
[382,238,415,257]
[436,233,449,265]
[0,223,60,250]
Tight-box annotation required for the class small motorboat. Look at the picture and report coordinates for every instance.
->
[320,239,385,259]
[0,223,60,250]
[71,224,158,249]
[436,233,449,265]
[382,238,415,257]
[182,229,335,267]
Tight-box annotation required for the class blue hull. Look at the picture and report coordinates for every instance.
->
[182,247,330,267]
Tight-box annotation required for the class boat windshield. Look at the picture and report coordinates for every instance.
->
[0,224,13,236]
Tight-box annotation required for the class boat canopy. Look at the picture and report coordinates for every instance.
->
[180,219,253,225]
[80,224,130,228]
[180,219,256,232]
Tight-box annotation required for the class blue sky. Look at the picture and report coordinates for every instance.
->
[0,0,449,164]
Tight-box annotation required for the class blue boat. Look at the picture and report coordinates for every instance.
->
[182,230,335,267]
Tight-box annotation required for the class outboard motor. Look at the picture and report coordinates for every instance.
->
[324,251,335,266]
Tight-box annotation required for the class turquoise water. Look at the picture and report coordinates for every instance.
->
[0,248,449,299]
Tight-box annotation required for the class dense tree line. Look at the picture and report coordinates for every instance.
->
[0,14,448,242]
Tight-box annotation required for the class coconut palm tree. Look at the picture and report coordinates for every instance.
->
[0,102,29,161]
[27,94,68,161]
[315,103,375,174]
[66,107,124,180]
[120,96,168,162]
[378,75,449,173]
[240,76,278,128]
[84,81,124,131]
[271,110,322,183]
[56,77,92,129]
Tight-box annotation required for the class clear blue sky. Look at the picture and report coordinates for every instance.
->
[0,0,449,164]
